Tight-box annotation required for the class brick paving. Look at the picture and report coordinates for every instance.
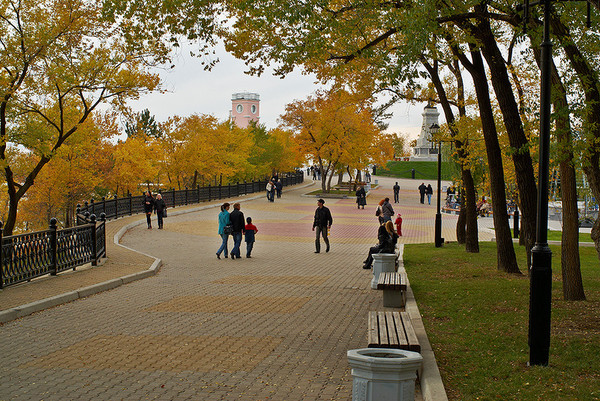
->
[0,176,493,400]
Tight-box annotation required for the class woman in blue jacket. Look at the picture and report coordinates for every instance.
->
[216,202,231,259]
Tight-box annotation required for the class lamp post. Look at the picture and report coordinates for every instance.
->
[430,123,443,248]
[527,0,553,367]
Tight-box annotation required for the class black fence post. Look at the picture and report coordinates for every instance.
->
[0,221,3,289]
[114,194,119,219]
[102,196,106,216]
[219,183,222,200]
[90,199,95,216]
[197,185,200,203]
[172,188,176,208]
[90,214,97,266]
[185,187,189,205]
[100,213,106,260]
[50,218,58,275]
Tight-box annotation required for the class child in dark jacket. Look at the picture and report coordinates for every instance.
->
[244,217,258,258]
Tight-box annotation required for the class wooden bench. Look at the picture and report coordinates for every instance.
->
[377,271,407,307]
[368,311,420,352]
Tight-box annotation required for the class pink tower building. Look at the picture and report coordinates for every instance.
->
[230,92,260,128]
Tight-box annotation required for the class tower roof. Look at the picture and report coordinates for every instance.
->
[232,92,260,101]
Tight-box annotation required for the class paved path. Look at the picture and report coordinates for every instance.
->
[0,176,489,400]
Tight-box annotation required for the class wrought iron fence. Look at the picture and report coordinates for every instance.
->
[77,172,304,221]
[0,172,304,289]
[0,215,106,288]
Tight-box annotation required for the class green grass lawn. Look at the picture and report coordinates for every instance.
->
[547,230,593,243]
[377,160,453,180]
[404,242,600,400]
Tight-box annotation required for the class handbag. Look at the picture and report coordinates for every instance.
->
[223,224,233,235]
[163,209,167,218]
[375,207,381,217]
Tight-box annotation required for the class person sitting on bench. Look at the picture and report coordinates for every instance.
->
[363,221,398,269]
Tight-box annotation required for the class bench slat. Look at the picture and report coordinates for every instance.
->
[392,311,410,350]
[377,311,390,346]
[400,311,421,352]
[385,312,399,347]
[368,311,378,346]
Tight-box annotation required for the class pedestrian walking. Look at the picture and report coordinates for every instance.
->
[426,184,433,205]
[244,217,258,258]
[393,182,400,203]
[355,185,367,209]
[275,180,283,198]
[266,181,275,202]
[394,213,403,237]
[216,203,231,259]
[229,203,245,259]
[418,183,426,204]
[376,198,385,225]
[312,198,333,253]
[143,190,155,229]
[154,193,167,229]
[381,197,395,222]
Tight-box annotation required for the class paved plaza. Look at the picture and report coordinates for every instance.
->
[0,176,488,400]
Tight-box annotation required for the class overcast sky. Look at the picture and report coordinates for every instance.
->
[130,44,428,141]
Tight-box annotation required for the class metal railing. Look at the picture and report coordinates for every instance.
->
[77,172,304,221]
[0,215,106,288]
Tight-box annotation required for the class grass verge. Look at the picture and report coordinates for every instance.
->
[547,230,593,243]
[404,242,600,400]
[377,160,453,180]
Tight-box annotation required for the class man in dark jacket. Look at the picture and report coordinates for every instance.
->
[393,182,400,203]
[229,203,245,259]
[418,183,427,204]
[312,199,333,253]
[381,198,395,222]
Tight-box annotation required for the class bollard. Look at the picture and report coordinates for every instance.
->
[348,348,422,401]
[371,253,396,289]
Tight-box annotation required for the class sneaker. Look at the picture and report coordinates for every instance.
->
[216,253,221,259]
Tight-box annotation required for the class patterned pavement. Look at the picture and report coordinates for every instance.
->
[0,176,491,400]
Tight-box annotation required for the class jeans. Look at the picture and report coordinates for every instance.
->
[231,232,243,257]
[394,193,399,203]
[157,211,164,228]
[315,226,329,252]
[427,194,432,205]
[246,241,254,257]
[217,233,229,256]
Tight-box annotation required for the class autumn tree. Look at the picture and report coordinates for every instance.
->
[279,89,385,192]
[0,0,160,235]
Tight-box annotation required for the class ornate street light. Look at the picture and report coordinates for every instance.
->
[430,123,444,247]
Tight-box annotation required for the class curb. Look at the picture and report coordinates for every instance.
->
[399,245,449,401]
[0,182,314,324]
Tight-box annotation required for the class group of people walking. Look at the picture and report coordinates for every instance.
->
[265,178,283,202]
[418,182,434,205]
[216,202,258,259]
[143,191,167,229]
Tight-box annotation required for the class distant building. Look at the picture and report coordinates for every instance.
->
[230,92,260,128]
[410,104,440,161]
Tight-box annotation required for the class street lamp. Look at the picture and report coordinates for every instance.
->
[430,123,444,248]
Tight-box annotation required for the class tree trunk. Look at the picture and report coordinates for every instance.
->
[543,46,585,300]
[421,55,479,251]
[456,46,520,273]
[475,11,537,267]
[457,194,466,244]
[463,169,480,253]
